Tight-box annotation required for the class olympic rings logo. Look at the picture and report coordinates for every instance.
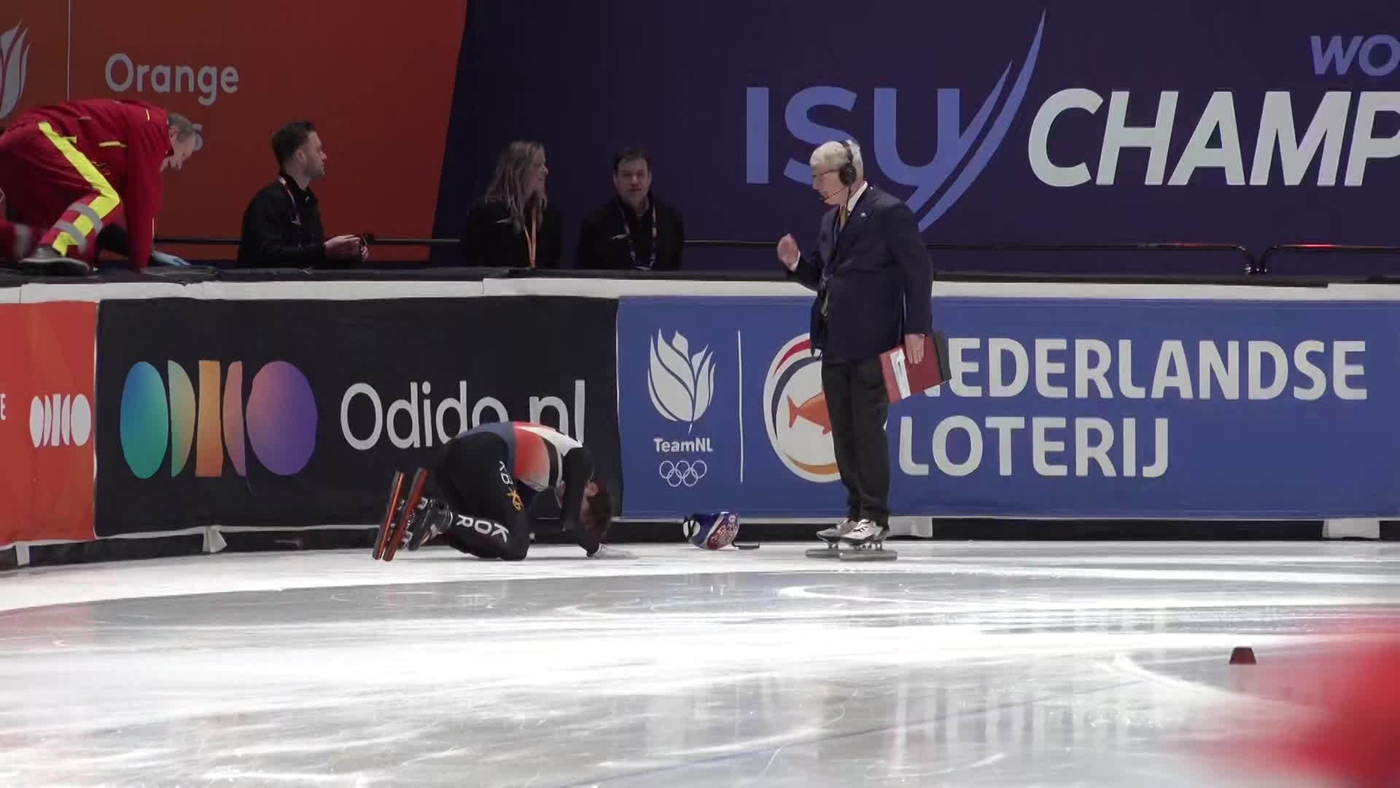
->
[659,459,707,487]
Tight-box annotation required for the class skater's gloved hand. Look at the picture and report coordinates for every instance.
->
[588,544,635,560]
[149,250,190,267]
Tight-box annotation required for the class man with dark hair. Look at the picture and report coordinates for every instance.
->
[373,421,620,562]
[576,147,684,271]
[237,120,367,267]
[0,98,198,275]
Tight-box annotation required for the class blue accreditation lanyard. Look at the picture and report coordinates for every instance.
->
[617,199,658,270]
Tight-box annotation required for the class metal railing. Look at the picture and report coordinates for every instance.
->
[0,237,1376,284]
[154,235,1257,266]
[1257,243,1400,277]
[154,236,460,248]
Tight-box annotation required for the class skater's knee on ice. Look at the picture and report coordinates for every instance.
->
[499,535,530,562]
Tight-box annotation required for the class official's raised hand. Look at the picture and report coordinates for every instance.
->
[776,234,800,271]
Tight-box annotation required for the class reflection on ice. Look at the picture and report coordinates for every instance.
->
[0,541,1394,785]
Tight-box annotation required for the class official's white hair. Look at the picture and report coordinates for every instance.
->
[809,139,864,183]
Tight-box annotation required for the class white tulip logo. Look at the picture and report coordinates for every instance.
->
[648,331,716,431]
[0,23,30,120]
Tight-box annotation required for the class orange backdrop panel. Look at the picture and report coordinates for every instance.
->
[3,1,468,257]
[0,306,35,547]
[0,302,97,546]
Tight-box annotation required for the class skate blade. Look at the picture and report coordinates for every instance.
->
[839,549,898,562]
[373,471,407,560]
[383,468,429,562]
[805,547,842,558]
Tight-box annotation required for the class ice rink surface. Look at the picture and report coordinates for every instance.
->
[1,541,1396,786]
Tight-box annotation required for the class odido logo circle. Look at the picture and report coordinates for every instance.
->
[761,334,838,483]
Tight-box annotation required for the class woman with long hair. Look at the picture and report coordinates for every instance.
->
[461,141,561,268]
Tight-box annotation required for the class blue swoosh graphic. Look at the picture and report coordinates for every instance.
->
[919,10,1046,230]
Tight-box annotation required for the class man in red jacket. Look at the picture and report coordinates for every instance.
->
[0,99,198,276]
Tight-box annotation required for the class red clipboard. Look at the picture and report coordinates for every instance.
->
[880,332,951,403]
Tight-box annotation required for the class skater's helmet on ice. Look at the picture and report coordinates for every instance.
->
[682,512,740,550]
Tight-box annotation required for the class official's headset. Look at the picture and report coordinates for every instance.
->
[837,139,860,187]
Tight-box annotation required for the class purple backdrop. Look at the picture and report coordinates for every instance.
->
[435,2,1400,271]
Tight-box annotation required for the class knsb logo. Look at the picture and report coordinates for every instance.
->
[762,334,838,483]
[648,330,717,487]
[745,13,1044,230]
[29,393,92,448]
[0,22,31,120]
[120,360,317,480]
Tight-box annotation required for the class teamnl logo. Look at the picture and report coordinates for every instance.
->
[120,360,317,479]
[648,330,715,488]
[745,13,1045,230]
[0,22,31,120]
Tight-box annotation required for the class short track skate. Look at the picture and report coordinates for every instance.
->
[806,524,897,561]
[837,531,897,562]
[372,468,429,561]
[805,530,845,559]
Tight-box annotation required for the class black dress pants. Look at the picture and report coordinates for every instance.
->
[820,356,890,528]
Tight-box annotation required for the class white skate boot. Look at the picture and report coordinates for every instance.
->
[836,519,897,562]
[807,518,858,559]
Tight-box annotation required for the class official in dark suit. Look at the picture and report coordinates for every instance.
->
[776,139,934,545]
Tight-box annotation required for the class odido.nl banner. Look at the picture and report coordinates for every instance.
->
[95,296,618,534]
[617,294,1398,519]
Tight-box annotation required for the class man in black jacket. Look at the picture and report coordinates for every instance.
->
[576,148,684,271]
[776,139,934,547]
[237,121,366,267]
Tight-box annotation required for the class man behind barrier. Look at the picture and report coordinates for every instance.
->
[0,98,198,276]
[373,421,623,562]
[576,147,685,271]
[237,121,368,267]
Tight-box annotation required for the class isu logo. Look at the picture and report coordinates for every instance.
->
[0,22,30,120]
[761,334,838,482]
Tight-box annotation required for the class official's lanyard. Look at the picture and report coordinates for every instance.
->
[617,199,658,271]
[278,176,302,228]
